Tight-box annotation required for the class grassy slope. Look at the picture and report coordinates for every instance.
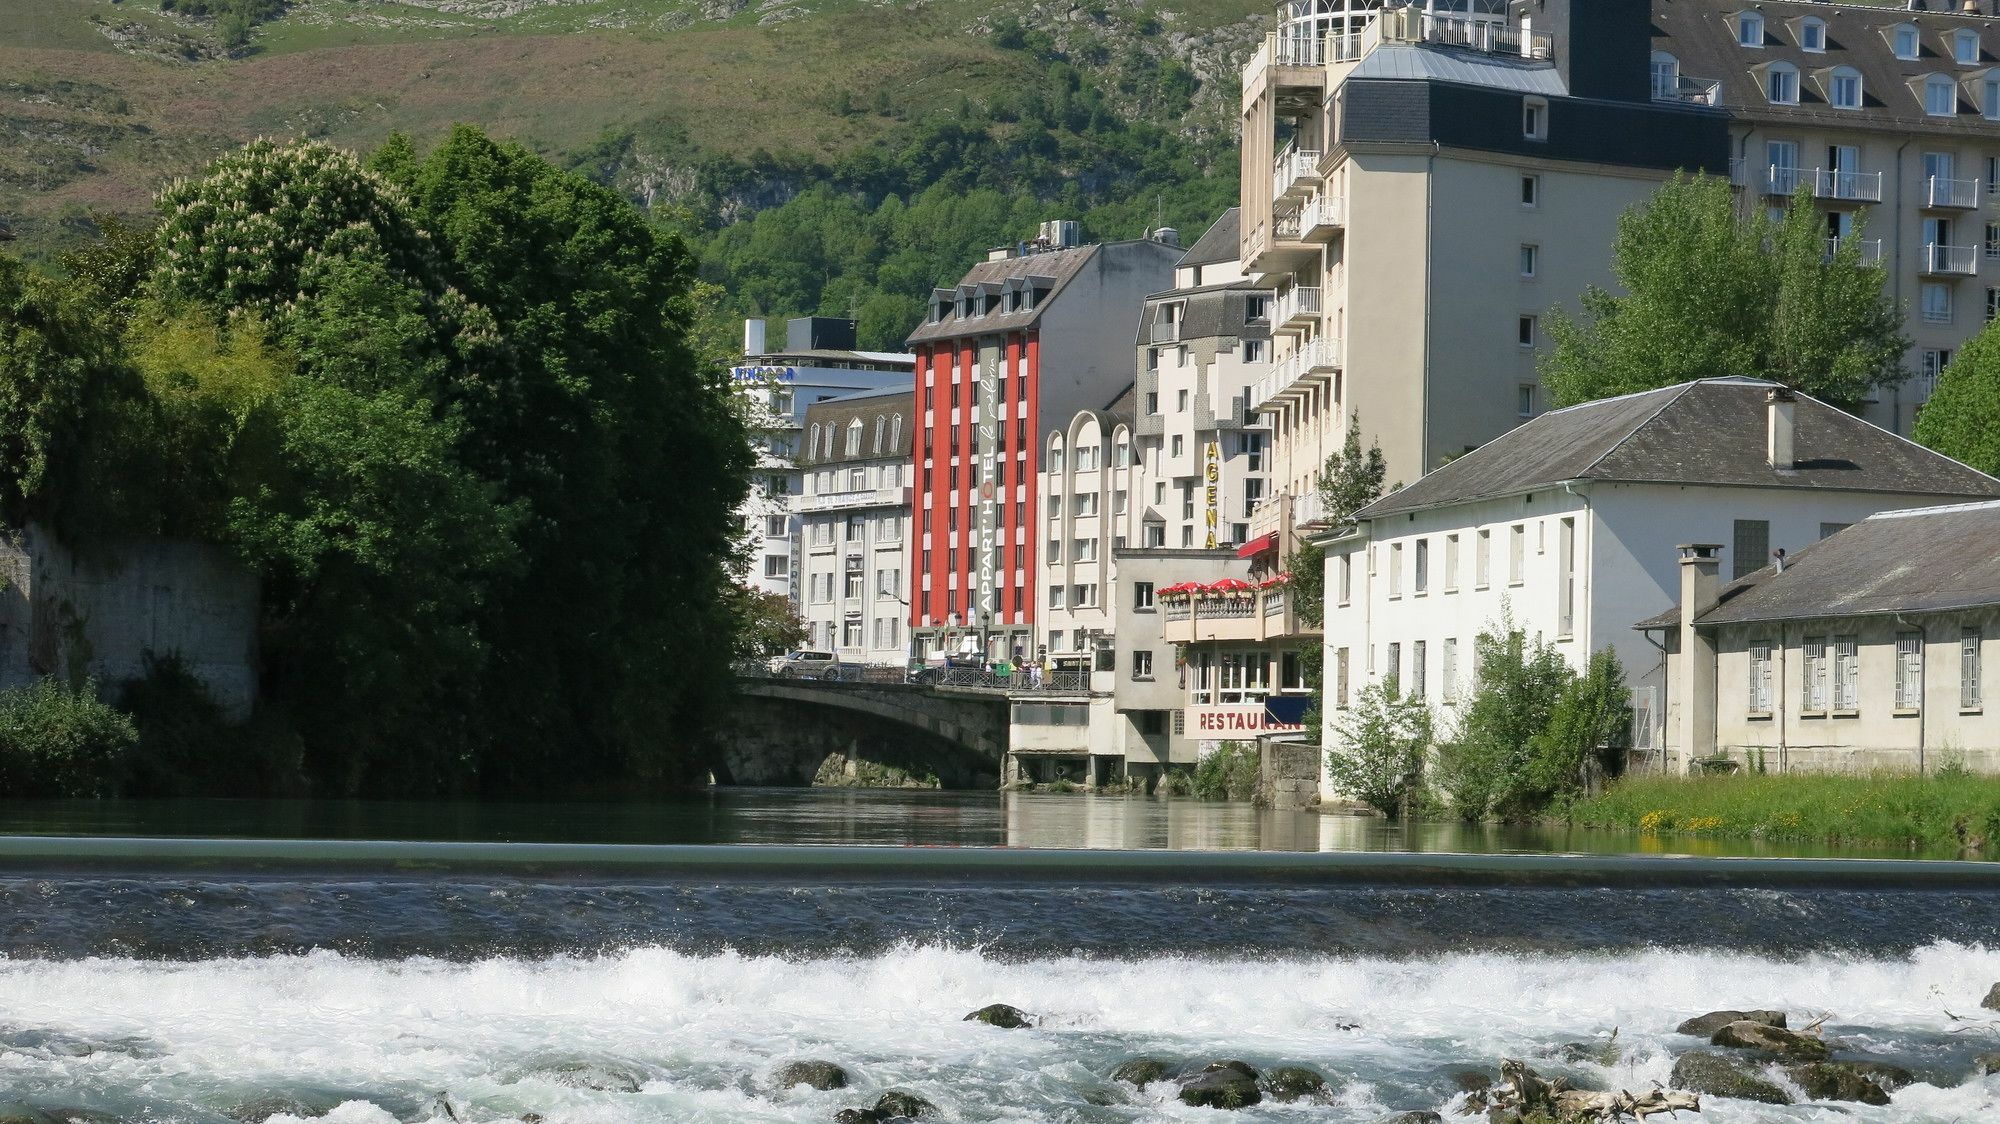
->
[1,0,1264,257]
[1570,773,2000,852]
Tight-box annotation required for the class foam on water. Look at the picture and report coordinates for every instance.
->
[4,942,1999,1122]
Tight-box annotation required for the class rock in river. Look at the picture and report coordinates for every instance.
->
[1786,1062,1892,1105]
[774,1060,849,1090]
[528,1060,646,1092]
[1109,1058,1174,1085]
[1710,1019,1829,1061]
[963,1003,1033,1029]
[1179,1060,1262,1109]
[1374,1113,1443,1124]
[1670,1050,1792,1104]
[1676,1009,1786,1036]
[1263,1066,1327,1102]
[872,1090,937,1118]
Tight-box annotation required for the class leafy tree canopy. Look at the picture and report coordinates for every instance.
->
[1541,175,1908,413]
[1914,320,2000,475]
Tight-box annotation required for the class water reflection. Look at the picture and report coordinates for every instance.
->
[0,789,1965,858]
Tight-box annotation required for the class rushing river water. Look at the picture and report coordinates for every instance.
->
[2,791,1998,1123]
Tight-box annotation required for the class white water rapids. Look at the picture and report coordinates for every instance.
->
[3,942,1999,1122]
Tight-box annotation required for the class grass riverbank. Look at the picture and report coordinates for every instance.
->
[1569,773,2000,853]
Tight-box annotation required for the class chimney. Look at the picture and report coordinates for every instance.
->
[744,317,767,357]
[1675,544,1723,768]
[1766,387,1796,470]
[1150,227,1181,247]
[987,245,1015,262]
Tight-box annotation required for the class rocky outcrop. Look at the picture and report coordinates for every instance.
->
[1676,1009,1785,1036]
[1373,1113,1443,1124]
[1710,1019,1828,1061]
[963,1003,1032,1028]
[773,1060,849,1090]
[1670,1050,1792,1104]
[1263,1066,1326,1102]
[1178,1061,1261,1109]
[1786,1062,1891,1105]
[527,1061,645,1092]
[1983,982,2000,1011]
[835,1089,938,1122]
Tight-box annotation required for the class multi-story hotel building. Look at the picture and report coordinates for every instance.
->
[1656,0,2000,434]
[904,223,1182,661]
[796,387,915,666]
[733,317,912,604]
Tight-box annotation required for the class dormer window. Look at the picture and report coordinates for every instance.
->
[1831,67,1864,110]
[929,302,946,324]
[1651,51,1680,100]
[1522,96,1548,141]
[1958,29,1982,66]
[1003,288,1020,313]
[1893,24,1920,61]
[1737,11,1764,48]
[1766,62,1800,105]
[1926,74,1958,116]
[1800,17,1826,53]
[1985,73,2000,119]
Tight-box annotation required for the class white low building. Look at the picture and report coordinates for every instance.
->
[1318,378,2000,792]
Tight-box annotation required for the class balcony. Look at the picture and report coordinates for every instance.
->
[1922,242,1978,277]
[1162,588,1301,644]
[1274,285,1321,329]
[1927,176,1981,210]
[1249,335,1341,413]
[1373,8,1553,59]
[1150,319,1180,344]
[1763,165,1804,198]
[1824,237,1883,265]
[1812,168,1883,205]
[794,485,910,513]
[1273,146,1323,203]
[1300,191,1344,241]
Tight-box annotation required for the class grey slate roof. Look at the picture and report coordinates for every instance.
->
[1357,378,2000,520]
[800,389,914,467]
[1177,209,1241,268]
[905,244,1099,345]
[1138,281,1271,344]
[1348,42,1568,96]
[1657,0,2000,139]
[1642,500,2000,628]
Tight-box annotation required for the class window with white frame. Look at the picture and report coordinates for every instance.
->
[1835,635,1860,710]
[1072,583,1097,608]
[1411,640,1428,699]
[1801,16,1825,53]
[1133,582,1155,610]
[1073,538,1097,562]
[1384,642,1402,694]
[1442,637,1459,700]
[1738,11,1764,48]
[1509,524,1525,585]
[1766,62,1799,105]
[1831,67,1863,109]
[1518,315,1538,348]
[1132,650,1154,680]
[1804,638,1829,712]
[1338,553,1353,605]
[1243,339,1267,363]
[1388,542,1404,597]
[1518,384,1536,418]
[1895,632,1925,711]
[1521,174,1540,208]
[1414,539,1430,594]
[1923,282,1954,324]
[1444,534,1460,592]
[1926,75,1958,117]
[1476,529,1492,588]
[1748,642,1774,715]
[1522,97,1547,140]
[1919,348,1952,398]
[876,567,901,596]
[1520,244,1539,277]
[1048,584,1064,609]
[1893,23,1919,61]
[1959,29,1982,66]
[1651,52,1680,99]
[1074,493,1098,517]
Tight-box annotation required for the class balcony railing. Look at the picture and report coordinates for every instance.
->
[1378,9,1553,59]
[1275,285,1321,328]
[1813,168,1883,204]
[1927,176,1981,210]
[1273,205,1304,242]
[1248,336,1340,412]
[1150,319,1181,344]
[1300,191,1344,240]
[1273,147,1323,202]
[1764,164,1803,197]
[1923,242,1978,276]
[1824,237,1883,265]
[1272,31,1327,67]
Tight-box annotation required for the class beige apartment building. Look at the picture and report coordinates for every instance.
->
[1660,0,2000,433]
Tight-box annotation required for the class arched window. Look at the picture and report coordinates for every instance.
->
[808,423,822,461]
[873,415,885,455]
[1892,23,1919,61]
[1114,430,1132,468]
[1830,66,1864,110]
[1651,51,1680,100]
[845,418,863,456]
[1765,61,1800,105]
[889,414,902,451]
[1048,435,1066,473]
[1737,11,1764,48]
[1800,16,1826,53]
[1925,74,1958,116]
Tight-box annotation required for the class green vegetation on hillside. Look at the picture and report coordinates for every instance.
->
[0,128,750,798]
[1571,772,2000,853]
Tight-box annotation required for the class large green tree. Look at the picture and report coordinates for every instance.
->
[1914,322,2000,474]
[1541,174,1908,412]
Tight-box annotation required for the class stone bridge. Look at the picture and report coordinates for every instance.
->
[721,677,1013,789]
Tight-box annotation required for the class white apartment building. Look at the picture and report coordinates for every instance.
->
[1317,378,2000,794]
[796,387,914,665]
[734,317,913,603]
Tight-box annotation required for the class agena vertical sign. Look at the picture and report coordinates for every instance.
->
[1203,440,1221,548]
[977,343,1001,631]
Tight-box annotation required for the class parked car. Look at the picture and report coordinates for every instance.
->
[769,650,837,677]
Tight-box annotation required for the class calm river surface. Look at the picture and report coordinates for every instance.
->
[1,790,1997,1123]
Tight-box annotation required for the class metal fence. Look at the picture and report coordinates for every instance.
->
[737,664,1090,693]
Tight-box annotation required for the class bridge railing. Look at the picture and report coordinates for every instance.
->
[736,664,1091,693]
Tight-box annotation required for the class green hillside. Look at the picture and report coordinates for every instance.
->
[4,0,1266,345]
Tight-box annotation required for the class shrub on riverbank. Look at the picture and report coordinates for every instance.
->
[1569,773,2000,851]
[0,678,138,798]
[1191,742,1260,802]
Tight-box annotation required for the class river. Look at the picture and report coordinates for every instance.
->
[1,790,1997,1122]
